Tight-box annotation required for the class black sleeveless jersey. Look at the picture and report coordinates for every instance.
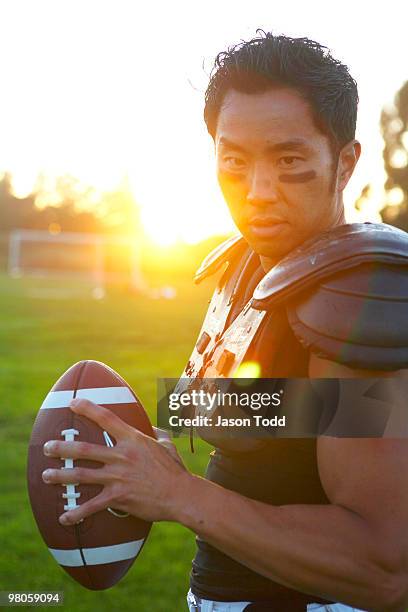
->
[189,249,333,609]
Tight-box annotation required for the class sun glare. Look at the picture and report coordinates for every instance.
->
[1,1,406,244]
[140,206,219,246]
[11,172,38,199]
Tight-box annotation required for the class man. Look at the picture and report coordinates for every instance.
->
[41,33,408,611]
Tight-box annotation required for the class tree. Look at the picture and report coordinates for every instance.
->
[0,172,142,236]
[0,173,37,232]
[380,81,408,230]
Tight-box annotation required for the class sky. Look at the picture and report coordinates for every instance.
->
[1,0,407,243]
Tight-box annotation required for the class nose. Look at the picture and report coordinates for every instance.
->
[246,164,279,206]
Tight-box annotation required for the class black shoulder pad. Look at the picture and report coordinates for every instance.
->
[251,222,408,370]
[287,262,408,370]
[252,223,408,308]
[194,235,247,284]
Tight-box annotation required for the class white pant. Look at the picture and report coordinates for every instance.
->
[187,590,251,612]
[308,606,366,611]
[187,589,366,611]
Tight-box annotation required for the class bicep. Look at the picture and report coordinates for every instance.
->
[317,436,408,533]
[313,355,408,524]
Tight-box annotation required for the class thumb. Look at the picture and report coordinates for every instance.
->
[152,426,185,468]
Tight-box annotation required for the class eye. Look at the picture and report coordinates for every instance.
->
[278,155,303,168]
[222,156,247,171]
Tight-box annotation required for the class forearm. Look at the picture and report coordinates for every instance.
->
[173,473,404,611]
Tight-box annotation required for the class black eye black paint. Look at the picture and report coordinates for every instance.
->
[278,170,317,183]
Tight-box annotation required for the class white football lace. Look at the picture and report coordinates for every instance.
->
[58,428,129,518]
[60,428,80,511]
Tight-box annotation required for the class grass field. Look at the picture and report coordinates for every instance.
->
[0,269,216,612]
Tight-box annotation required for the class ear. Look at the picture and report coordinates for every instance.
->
[336,139,361,192]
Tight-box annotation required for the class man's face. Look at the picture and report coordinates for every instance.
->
[215,88,344,263]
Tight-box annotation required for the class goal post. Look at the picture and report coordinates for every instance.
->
[7,229,146,296]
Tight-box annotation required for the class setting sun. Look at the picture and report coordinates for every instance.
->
[1,0,408,244]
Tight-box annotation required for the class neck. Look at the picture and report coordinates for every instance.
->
[260,206,346,273]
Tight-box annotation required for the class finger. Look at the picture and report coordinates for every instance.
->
[70,398,136,441]
[43,439,121,463]
[58,491,110,525]
[42,466,108,485]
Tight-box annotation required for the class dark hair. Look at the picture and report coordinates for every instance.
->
[204,31,358,156]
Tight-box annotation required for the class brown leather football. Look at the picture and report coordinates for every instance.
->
[27,360,154,590]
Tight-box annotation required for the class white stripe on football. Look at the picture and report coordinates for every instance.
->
[49,539,145,567]
[41,386,137,409]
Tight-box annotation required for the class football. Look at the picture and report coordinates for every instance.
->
[27,360,154,590]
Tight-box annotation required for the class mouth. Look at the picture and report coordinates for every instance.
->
[248,217,285,227]
[246,218,288,238]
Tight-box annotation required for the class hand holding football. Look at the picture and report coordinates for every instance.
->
[27,359,187,590]
[42,397,189,525]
